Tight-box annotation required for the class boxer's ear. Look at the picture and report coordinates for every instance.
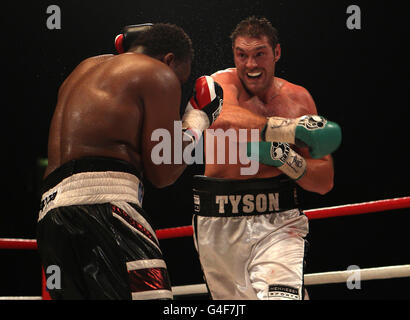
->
[273,44,281,62]
[163,53,175,66]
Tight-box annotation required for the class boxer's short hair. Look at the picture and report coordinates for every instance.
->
[230,16,279,50]
[128,23,194,62]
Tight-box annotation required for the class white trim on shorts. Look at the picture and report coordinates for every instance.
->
[38,171,143,222]
[126,259,167,271]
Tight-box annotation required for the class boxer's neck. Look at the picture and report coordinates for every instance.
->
[257,76,282,104]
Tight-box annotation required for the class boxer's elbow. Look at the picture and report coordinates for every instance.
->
[311,156,335,195]
[147,174,175,189]
[314,169,334,195]
[301,179,333,195]
[317,178,334,195]
[298,169,334,195]
[146,166,185,189]
[149,178,168,189]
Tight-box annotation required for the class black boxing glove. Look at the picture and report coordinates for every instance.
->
[114,23,153,53]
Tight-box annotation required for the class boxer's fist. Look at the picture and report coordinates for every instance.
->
[261,115,342,159]
[182,76,223,132]
[247,141,307,180]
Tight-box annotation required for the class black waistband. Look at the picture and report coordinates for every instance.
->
[40,157,141,195]
[193,175,299,217]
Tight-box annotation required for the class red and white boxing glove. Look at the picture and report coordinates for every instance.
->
[182,76,223,143]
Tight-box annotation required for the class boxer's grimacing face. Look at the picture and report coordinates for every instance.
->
[233,35,281,95]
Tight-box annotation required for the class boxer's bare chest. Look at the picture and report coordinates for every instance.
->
[205,75,310,178]
[238,92,304,119]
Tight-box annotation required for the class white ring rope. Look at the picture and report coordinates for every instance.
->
[304,264,410,285]
[171,264,410,296]
[1,195,408,299]
[0,296,42,300]
[1,264,408,299]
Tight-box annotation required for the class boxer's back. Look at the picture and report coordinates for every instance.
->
[46,53,156,177]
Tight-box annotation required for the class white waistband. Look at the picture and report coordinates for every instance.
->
[38,171,143,222]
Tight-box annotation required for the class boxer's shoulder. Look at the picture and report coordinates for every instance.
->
[111,53,180,93]
[211,68,239,85]
[211,68,242,99]
[277,77,316,114]
[58,54,114,94]
[278,77,311,99]
[77,54,115,68]
[211,67,236,77]
[115,53,175,77]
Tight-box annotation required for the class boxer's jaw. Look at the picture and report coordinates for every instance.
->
[164,54,192,85]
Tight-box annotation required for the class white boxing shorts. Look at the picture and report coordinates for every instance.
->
[192,175,309,300]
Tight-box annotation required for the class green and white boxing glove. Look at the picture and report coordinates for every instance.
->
[247,141,307,180]
[261,115,342,159]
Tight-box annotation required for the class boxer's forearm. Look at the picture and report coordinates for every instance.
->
[152,163,188,188]
[296,154,334,195]
[212,103,266,131]
[146,137,197,188]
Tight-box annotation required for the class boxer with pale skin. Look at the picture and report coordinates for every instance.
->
[192,17,341,300]
[206,29,334,194]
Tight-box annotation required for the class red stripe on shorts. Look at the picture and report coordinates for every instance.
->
[112,205,158,245]
[128,267,171,292]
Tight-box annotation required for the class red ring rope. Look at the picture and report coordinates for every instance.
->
[304,197,410,220]
[0,197,408,246]
[156,226,194,240]
[0,238,37,250]
[0,196,408,300]
[155,196,410,240]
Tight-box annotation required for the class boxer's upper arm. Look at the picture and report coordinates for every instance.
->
[298,86,318,115]
[140,67,182,187]
[295,86,333,163]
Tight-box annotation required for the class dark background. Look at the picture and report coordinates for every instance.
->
[1,0,409,300]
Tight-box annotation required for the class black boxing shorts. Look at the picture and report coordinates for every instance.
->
[192,175,309,300]
[36,157,172,300]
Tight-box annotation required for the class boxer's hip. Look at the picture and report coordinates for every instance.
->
[192,175,306,243]
[192,174,300,217]
[38,157,144,222]
[36,157,172,299]
[192,175,308,300]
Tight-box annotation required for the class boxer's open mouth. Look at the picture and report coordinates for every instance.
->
[247,72,262,79]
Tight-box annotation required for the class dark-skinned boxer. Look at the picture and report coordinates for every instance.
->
[37,23,223,300]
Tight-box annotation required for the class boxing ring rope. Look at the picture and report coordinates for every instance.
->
[0,196,409,299]
[155,196,410,240]
[172,265,410,296]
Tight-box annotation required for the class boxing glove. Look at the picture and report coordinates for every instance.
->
[114,23,153,53]
[247,141,307,180]
[261,115,342,159]
[182,76,223,143]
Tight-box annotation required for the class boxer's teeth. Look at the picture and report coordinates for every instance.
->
[247,72,262,78]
